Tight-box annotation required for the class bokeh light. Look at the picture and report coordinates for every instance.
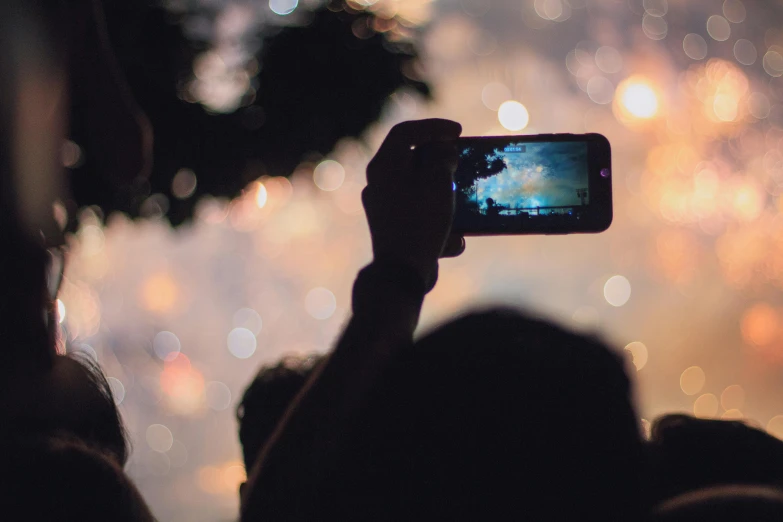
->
[723,0,746,23]
[720,384,745,411]
[741,303,778,346]
[255,181,268,208]
[768,415,783,440]
[141,273,178,313]
[721,409,743,419]
[146,424,175,453]
[706,15,731,42]
[693,393,719,418]
[615,78,660,121]
[680,366,706,396]
[205,381,232,411]
[153,331,182,361]
[107,377,126,405]
[683,33,708,60]
[172,169,198,200]
[481,82,512,111]
[733,39,757,66]
[624,341,649,371]
[227,327,257,359]
[168,440,189,468]
[305,287,337,320]
[497,101,530,131]
[233,308,263,336]
[313,160,346,192]
[56,298,66,324]
[604,275,631,307]
[269,0,298,15]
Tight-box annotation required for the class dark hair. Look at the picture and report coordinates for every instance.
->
[647,414,783,505]
[65,352,131,465]
[324,307,645,521]
[237,354,323,471]
[0,432,154,521]
[0,353,130,466]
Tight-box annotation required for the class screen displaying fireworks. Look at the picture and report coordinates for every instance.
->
[457,141,589,216]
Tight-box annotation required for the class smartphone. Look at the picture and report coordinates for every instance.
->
[452,133,612,235]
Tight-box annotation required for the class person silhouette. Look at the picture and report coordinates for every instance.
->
[240,119,645,521]
[485,197,499,216]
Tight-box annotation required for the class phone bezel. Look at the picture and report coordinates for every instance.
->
[452,133,612,236]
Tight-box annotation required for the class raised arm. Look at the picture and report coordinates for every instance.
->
[240,119,463,520]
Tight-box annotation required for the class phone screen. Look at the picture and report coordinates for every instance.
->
[452,133,612,235]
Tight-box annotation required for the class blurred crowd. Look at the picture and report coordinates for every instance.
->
[3,1,783,521]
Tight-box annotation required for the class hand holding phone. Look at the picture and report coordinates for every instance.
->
[362,119,463,283]
[452,133,612,235]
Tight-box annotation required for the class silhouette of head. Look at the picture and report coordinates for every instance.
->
[652,484,783,522]
[647,414,783,505]
[486,197,494,205]
[237,354,323,473]
[0,432,153,521]
[324,308,645,521]
[0,353,130,466]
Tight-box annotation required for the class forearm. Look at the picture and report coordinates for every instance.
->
[241,258,431,520]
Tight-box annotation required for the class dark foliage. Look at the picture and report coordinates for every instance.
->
[67,1,429,228]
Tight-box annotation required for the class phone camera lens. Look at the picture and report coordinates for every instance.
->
[600,168,610,178]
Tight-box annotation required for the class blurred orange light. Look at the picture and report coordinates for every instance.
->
[741,303,778,346]
[141,273,178,313]
[161,353,205,415]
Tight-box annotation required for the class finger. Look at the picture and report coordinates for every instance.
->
[372,119,462,167]
[412,141,459,173]
[440,235,466,258]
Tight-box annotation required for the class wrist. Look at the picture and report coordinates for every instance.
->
[369,254,439,294]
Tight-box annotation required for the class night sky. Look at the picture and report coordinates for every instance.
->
[468,142,589,212]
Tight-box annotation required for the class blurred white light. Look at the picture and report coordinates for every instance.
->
[107,377,126,405]
[255,182,268,208]
[313,160,346,192]
[228,327,257,359]
[270,0,298,15]
[305,287,337,320]
[153,331,182,361]
[56,299,66,324]
[604,275,632,307]
[497,101,530,131]
[618,81,659,119]
[232,308,263,336]
[205,381,232,411]
[146,424,174,453]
